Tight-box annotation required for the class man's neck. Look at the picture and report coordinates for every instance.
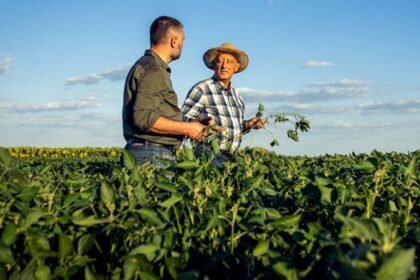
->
[150,46,171,64]
[218,78,231,89]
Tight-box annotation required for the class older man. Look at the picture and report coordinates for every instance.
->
[182,42,265,167]
[122,16,207,166]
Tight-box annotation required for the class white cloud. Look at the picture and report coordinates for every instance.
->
[101,66,130,81]
[300,79,370,101]
[239,79,371,103]
[0,56,14,74]
[266,99,420,116]
[303,60,333,68]
[65,74,103,86]
[310,79,368,87]
[0,96,102,113]
[272,103,351,115]
[65,64,130,86]
[317,120,396,130]
[359,99,420,114]
[239,87,296,102]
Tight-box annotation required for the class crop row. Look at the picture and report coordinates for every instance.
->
[0,147,418,279]
[6,147,121,159]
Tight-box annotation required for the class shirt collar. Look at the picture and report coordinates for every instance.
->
[211,75,232,93]
[145,49,171,75]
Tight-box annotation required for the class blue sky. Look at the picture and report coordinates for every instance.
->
[1,0,419,156]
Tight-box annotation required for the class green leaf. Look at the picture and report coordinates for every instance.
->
[318,185,333,204]
[250,174,264,189]
[27,236,51,256]
[388,200,398,212]
[100,181,116,213]
[178,176,194,190]
[138,209,164,227]
[72,255,90,267]
[111,267,122,280]
[138,270,159,280]
[0,147,11,166]
[264,208,282,219]
[258,103,265,113]
[34,264,51,280]
[0,243,14,264]
[1,223,17,246]
[58,233,74,259]
[63,193,81,208]
[160,194,183,208]
[18,186,40,202]
[154,182,177,193]
[253,239,269,257]
[84,266,97,280]
[128,244,160,256]
[274,115,288,123]
[123,256,139,280]
[272,261,299,280]
[183,146,194,161]
[354,161,376,172]
[403,158,416,178]
[0,266,7,280]
[261,187,277,196]
[336,214,379,242]
[287,130,299,142]
[73,216,111,227]
[269,214,301,229]
[21,210,44,230]
[165,257,178,279]
[211,138,220,155]
[77,234,95,255]
[375,248,415,280]
[101,181,115,204]
[270,139,280,147]
[122,150,137,170]
[175,160,198,170]
[314,176,330,187]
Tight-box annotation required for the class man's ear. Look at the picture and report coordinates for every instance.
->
[170,35,177,48]
[234,62,241,72]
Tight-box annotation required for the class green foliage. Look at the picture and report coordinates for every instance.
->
[256,103,311,146]
[0,146,418,279]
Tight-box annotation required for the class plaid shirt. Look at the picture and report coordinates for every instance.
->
[182,76,245,152]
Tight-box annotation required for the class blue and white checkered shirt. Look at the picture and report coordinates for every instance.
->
[182,76,245,152]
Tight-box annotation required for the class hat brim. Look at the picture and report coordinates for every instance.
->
[203,47,249,73]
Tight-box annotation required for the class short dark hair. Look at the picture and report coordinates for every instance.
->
[150,16,183,46]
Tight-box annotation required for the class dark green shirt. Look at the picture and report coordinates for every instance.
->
[122,50,183,148]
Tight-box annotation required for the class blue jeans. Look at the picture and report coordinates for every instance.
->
[194,143,232,170]
[123,141,175,167]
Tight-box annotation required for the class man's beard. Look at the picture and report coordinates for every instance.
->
[171,46,182,61]
[171,51,181,61]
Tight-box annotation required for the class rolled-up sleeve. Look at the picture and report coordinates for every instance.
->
[182,87,205,122]
[133,68,167,131]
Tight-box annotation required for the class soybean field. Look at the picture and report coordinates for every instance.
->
[0,146,418,280]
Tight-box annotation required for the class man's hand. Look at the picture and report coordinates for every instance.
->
[195,116,225,133]
[245,117,266,130]
[186,122,207,142]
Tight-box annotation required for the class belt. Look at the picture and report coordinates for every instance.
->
[127,138,176,152]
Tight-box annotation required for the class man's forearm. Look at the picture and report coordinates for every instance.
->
[242,120,251,132]
[148,116,191,136]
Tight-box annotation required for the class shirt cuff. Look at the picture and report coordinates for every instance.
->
[134,110,161,131]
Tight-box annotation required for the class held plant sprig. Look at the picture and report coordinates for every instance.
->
[255,103,311,146]
[197,103,310,159]
[215,103,311,148]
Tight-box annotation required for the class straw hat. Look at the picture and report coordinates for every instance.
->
[203,42,249,73]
